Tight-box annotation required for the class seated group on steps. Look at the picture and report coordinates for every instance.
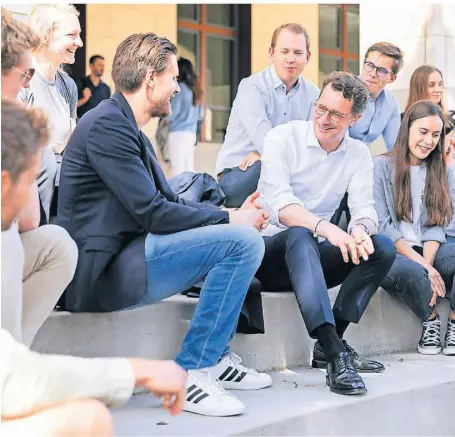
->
[1,6,455,436]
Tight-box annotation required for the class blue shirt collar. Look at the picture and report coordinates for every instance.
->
[270,65,302,92]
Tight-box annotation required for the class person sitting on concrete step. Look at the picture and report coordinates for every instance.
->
[57,32,273,418]
[215,22,319,208]
[374,100,455,356]
[256,71,397,396]
[1,7,78,347]
[0,98,188,437]
[349,41,404,152]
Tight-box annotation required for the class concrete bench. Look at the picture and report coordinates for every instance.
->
[31,287,450,372]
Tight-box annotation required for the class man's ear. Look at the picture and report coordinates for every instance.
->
[388,73,397,85]
[350,114,362,127]
[268,47,274,60]
[306,50,312,65]
[146,69,157,87]
[1,171,12,200]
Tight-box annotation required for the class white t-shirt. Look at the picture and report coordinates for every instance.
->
[398,165,426,247]
[18,66,77,151]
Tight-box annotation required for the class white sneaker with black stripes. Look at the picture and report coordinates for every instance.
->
[184,368,245,417]
[212,351,273,390]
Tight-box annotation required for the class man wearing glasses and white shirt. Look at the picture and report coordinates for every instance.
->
[215,23,319,208]
[349,42,404,152]
[255,72,396,396]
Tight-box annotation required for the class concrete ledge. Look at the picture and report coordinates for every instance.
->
[111,353,455,436]
[32,288,450,371]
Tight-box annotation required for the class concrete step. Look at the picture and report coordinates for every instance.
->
[112,353,455,436]
[31,288,450,372]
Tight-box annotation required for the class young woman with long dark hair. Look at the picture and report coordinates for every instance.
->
[165,57,203,176]
[374,100,455,356]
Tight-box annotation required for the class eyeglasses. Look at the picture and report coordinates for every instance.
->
[363,60,392,78]
[314,103,350,123]
[12,66,35,86]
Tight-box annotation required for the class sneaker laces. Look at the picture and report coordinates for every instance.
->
[190,369,234,398]
[446,321,455,346]
[422,318,441,345]
[225,352,259,375]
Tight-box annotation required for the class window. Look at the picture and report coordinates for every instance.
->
[177,4,242,143]
[319,4,360,86]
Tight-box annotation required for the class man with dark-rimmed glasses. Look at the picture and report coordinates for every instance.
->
[255,71,396,396]
[350,42,404,152]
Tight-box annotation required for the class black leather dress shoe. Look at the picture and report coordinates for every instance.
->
[312,340,385,373]
[326,351,367,395]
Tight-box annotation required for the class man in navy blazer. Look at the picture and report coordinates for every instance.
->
[57,33,272,417]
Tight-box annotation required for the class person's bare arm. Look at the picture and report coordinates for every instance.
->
[279,204,362,264]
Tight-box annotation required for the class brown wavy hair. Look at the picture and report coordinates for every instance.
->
[1,7,40,73]
[405,65,446,114]
[391,100,452,226]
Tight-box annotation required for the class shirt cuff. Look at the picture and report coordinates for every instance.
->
[348,217,378,235]
[271,198,304,228]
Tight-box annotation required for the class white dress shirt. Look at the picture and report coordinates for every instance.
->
[257,120,378,237]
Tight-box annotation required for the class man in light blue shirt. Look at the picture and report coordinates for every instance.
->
[216,23,320,207]
[349,42,404,152]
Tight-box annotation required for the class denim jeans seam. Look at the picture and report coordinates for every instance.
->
[195,261,239,368]
[145,238,242,263]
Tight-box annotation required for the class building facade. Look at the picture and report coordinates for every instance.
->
[6,3,454,171]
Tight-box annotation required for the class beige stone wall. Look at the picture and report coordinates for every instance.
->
[251,4,319,83]
[86,4,177,140]
[360,3,455,156]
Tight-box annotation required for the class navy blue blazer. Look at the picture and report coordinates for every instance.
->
[57,92,229,312]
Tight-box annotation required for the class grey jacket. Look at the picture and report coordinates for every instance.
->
[373,154,454,244]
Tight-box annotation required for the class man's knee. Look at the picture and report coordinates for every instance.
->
[219,163,261,208]
[286,227,318,252]
[82,399,114,437]
[62,399,113,437]
[226,225,265,268]
[371,234,396,265]
[29,225,78,276]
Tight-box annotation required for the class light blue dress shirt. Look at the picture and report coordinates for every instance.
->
[349,87,401,152]
[215,65,320,174]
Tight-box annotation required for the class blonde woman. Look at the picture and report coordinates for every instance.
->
[403,65,454,164]
[19,4,82,220]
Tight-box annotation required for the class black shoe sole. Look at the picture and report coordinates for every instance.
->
[313,359,385,373]
[328,385,367,395]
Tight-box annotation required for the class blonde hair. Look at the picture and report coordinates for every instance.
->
[29,4,79,52]
[270,23,310,53]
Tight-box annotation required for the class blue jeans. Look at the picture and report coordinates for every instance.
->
[381,242,455,320]
[447,236,455,244]
[139,224,264,370]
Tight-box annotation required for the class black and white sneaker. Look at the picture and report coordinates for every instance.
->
[211,352,273,390]
[418,316,442,355]
[184,369,245,417]
[443,319,455,356]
